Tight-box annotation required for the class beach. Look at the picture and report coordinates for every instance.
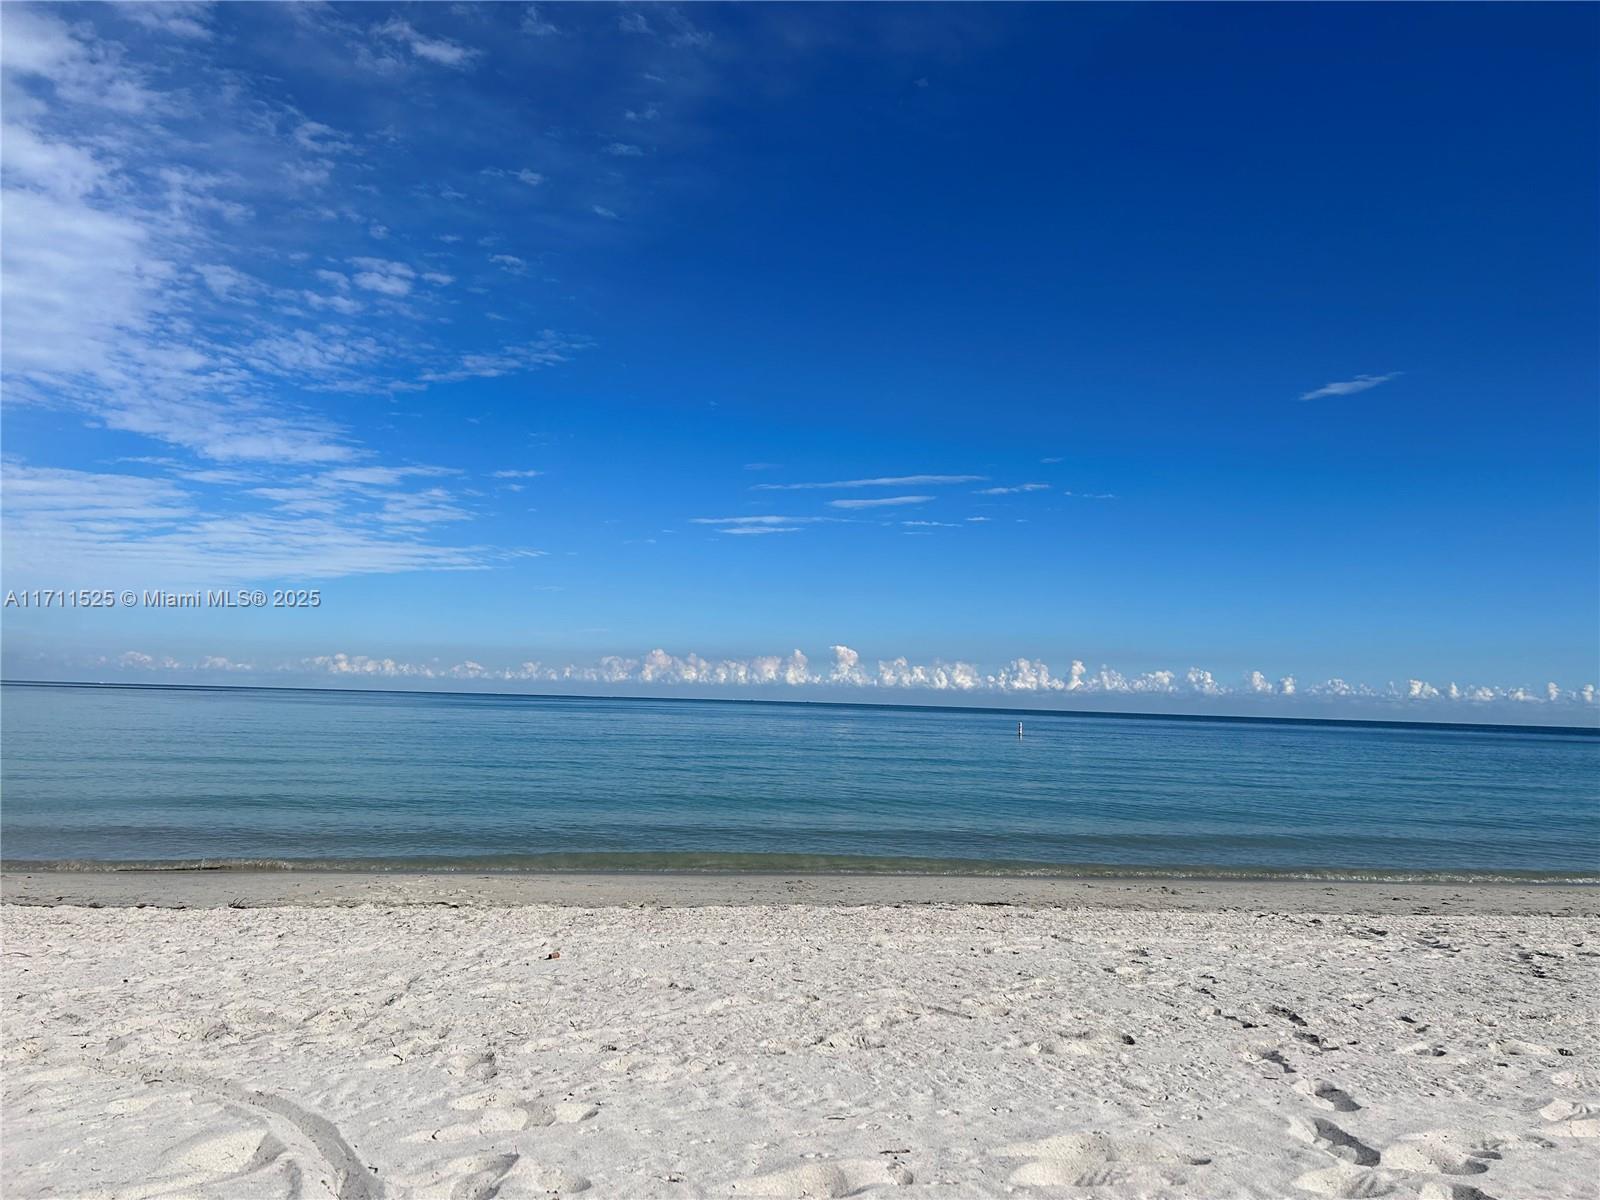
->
[4,874,1597,1199]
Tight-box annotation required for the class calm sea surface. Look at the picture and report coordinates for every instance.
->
[2,683,1597,880]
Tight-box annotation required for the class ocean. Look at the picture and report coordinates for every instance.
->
[2,681,1596,881]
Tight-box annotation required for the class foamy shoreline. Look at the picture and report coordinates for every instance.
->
[4,877,1597,1198]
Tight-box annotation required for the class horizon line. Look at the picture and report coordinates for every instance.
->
[5,678,1596,738]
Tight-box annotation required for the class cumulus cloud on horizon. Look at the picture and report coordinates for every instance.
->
[81,644,1600,711]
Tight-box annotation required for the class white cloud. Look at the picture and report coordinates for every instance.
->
[1300,373,1400,401]
[1,6,157,113]
[120,2,214,41]
[483,166,545,187]
[492,469,544,479]
[829,495,932,510]
[592,205,619,219]
[692,515,827,525]
[294,121,351,154]
[349,257,415,296]
[521,6,559,36]
[417,333,587,383]
[2,461,486,585]
[1247,670,1297,695]
[0,120,106,197]
[1,147,169,384]
[757,474,984,491]
[93,642,1599,712]
[974,483,1049,495]
[692,515,832,535]
[605,142,644,157]
[0,7,590,596]
[375,17,478,69]
[304,291,363,315]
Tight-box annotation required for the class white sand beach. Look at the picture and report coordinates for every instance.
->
[3,875,1597,1199]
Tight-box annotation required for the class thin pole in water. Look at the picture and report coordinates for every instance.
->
[1017,720,1024,739]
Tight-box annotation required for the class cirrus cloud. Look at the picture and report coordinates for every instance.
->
[1300,372,1400,401]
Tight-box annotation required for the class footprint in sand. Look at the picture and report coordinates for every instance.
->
[1020,1030,1123,1058]
[411,1091,599,1142]
[444,1049,499,1081]
[1291,1163,1397,1197]
[1287,1116,1379,1166]
[1293,1078,1361,1112]
[1395,1041,1447,1058]
[413,1150,591,1199]
[1491,1038,1557,1059]
[1541,1107,1600,1138]
[105,1093,169,1116]
[552,1102,600,1124]
[1537,1099,1597,1122]
[1383,1128,1551,1178]
[1243,1043,1296,1074]
[995,1131,1210,1189]
[728,1158,913,1197]
[143,1127,306,1199]
[1550,1067,1600,1090]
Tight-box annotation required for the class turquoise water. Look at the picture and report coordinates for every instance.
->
[2,682,1597,880]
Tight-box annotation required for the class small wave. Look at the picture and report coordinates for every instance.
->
[4,853,1596,886]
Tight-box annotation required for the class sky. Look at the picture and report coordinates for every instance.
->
[2,2,1597,724]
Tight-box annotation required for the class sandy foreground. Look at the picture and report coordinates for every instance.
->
[3,874,1597,1200]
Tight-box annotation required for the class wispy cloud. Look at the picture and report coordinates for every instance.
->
[692,515,834,535]
[756,474,984,491]
[1300,372,1400,401]
[349,257,414,296]
[122,2,214,41]
[521,5,559,37]
[974,483,1049,495]
[0,9,584,475]
[418,333,588,383]
[2,462,487,584]
[375,17,478,69]
[483,167,545,187]
[829,495,932,510]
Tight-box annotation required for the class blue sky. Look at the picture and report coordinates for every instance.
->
[2,2,1596,722]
